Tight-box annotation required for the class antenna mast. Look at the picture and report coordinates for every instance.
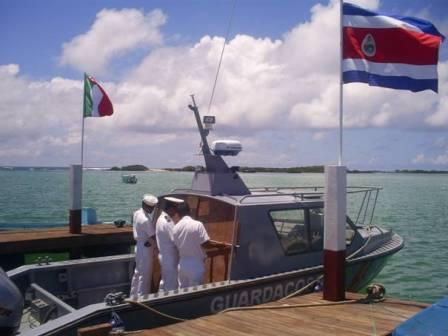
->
[188,94,211,155]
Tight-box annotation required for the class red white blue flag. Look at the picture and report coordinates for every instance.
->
[343,3,445,93]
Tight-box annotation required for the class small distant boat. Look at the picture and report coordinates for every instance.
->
[121,174,137,184]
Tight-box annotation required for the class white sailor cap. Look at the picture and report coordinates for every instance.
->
[164,196,184,204]
[143,194,158,206]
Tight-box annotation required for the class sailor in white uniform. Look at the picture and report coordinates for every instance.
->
[130,194,158,297]
[172,202,226,288]
[155,197,183,291]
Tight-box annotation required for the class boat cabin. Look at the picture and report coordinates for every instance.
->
[151,186,364,291]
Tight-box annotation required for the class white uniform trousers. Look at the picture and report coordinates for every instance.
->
[178,257,205,288]
[130,241,154,297]
[158,254,179,291]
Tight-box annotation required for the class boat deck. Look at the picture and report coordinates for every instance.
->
[0,224,134,269]
[123,292,427,336]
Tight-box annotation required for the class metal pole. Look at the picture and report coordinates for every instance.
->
[81,73,87,167]
[227,205,239,283]
[189,95,211,155]
[81,116,85,166]
[338,0,344,166]
[69,164,82,234]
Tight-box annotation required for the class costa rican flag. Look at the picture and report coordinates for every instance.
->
[343,2,445,93]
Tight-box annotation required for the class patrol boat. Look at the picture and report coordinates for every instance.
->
[4,97,403,336]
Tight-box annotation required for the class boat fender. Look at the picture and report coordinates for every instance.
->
[109,311,125,333]
[0,268,23,336]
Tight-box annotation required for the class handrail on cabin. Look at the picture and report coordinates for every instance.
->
[239,186,382,204]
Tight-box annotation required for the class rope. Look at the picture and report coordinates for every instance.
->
[125,299,187,322]
[219,298,359,314]
[219,290,385,314]
[378,299,429,309]
[207,0,237,114]
[377,304,424,320]
[279,275,323,301]
[125,283,391,327]
[369,302,377,336]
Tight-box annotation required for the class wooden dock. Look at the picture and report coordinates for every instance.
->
[0,224,134,270]
[123,292,428,336]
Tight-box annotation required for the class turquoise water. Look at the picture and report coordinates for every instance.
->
[0,170,447,303]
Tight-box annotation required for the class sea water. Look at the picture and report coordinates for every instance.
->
[0,169,447,303]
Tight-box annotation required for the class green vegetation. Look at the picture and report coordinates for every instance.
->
[239,166,325,173]
[164,166,196,172]
[106,165,448,174]
[395,169,448,174]
[109,165,148,171]
[165,165,326,173]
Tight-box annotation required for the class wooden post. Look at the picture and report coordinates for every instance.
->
[69,164,82,234]
[323,165,346,301]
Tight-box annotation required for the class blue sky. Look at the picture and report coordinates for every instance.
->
[1,0,448,170]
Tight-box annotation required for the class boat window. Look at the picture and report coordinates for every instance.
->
[270,207,354,255]
[345,222,355,245]
[309,208,356,246]
[270,209,310,255]
[309,209,324,251]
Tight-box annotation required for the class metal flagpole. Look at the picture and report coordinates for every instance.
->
[338,0,344,166]
[81,115,85,166]
[69,82,85,235]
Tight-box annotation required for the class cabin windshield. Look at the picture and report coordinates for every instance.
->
[270,207,355,256]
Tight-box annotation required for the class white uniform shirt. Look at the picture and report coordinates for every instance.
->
[155,211,177,257]
[132,208,155,242]
[173,215,210,260]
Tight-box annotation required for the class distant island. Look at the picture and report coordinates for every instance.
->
[110,165,148,171]
[394,169,448,174]
[2,165,448,174]
[161,166,448,174]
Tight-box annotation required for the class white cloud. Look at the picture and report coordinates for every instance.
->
[0,64,19,76]
[425,62,448,126]
[412,153,426,163]
[412,136,448,166]
[2,0,448,168]
[60,8,166,74]
[433,154,448,165]
[413,153,448,165]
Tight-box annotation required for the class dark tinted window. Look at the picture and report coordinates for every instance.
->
[270,209,310,255]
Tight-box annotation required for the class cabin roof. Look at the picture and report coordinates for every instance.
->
[169,185,380,208]
[169,186,326,207]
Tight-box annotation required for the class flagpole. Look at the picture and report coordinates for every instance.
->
[81,115,85,166]
[338,0,343,166]
[81,73,87,167]
[69,76,85,235]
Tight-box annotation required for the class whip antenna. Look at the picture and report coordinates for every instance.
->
[207,0,237,114]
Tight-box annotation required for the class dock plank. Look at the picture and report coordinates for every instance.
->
[0,224,134,254]
[125,292,427,336]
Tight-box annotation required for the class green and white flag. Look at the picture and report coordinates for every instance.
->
[83,73,113,118]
